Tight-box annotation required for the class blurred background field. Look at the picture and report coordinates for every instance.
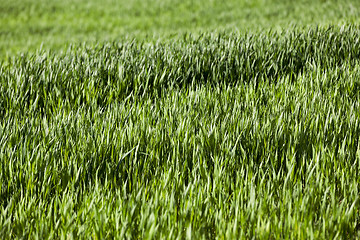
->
[1,0,360,57]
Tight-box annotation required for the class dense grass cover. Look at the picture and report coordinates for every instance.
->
[1,26,360,239]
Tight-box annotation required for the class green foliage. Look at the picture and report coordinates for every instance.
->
[1,26,360,239]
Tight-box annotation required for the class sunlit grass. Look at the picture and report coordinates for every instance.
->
[0,25,360,239]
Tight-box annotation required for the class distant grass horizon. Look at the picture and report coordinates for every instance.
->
[1,0,360,57]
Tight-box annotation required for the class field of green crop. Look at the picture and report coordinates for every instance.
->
[1,0,360,239]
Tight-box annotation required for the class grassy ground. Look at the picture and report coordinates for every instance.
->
[1,0,360,239]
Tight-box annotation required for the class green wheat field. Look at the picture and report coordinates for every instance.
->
[1,0,360,239]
